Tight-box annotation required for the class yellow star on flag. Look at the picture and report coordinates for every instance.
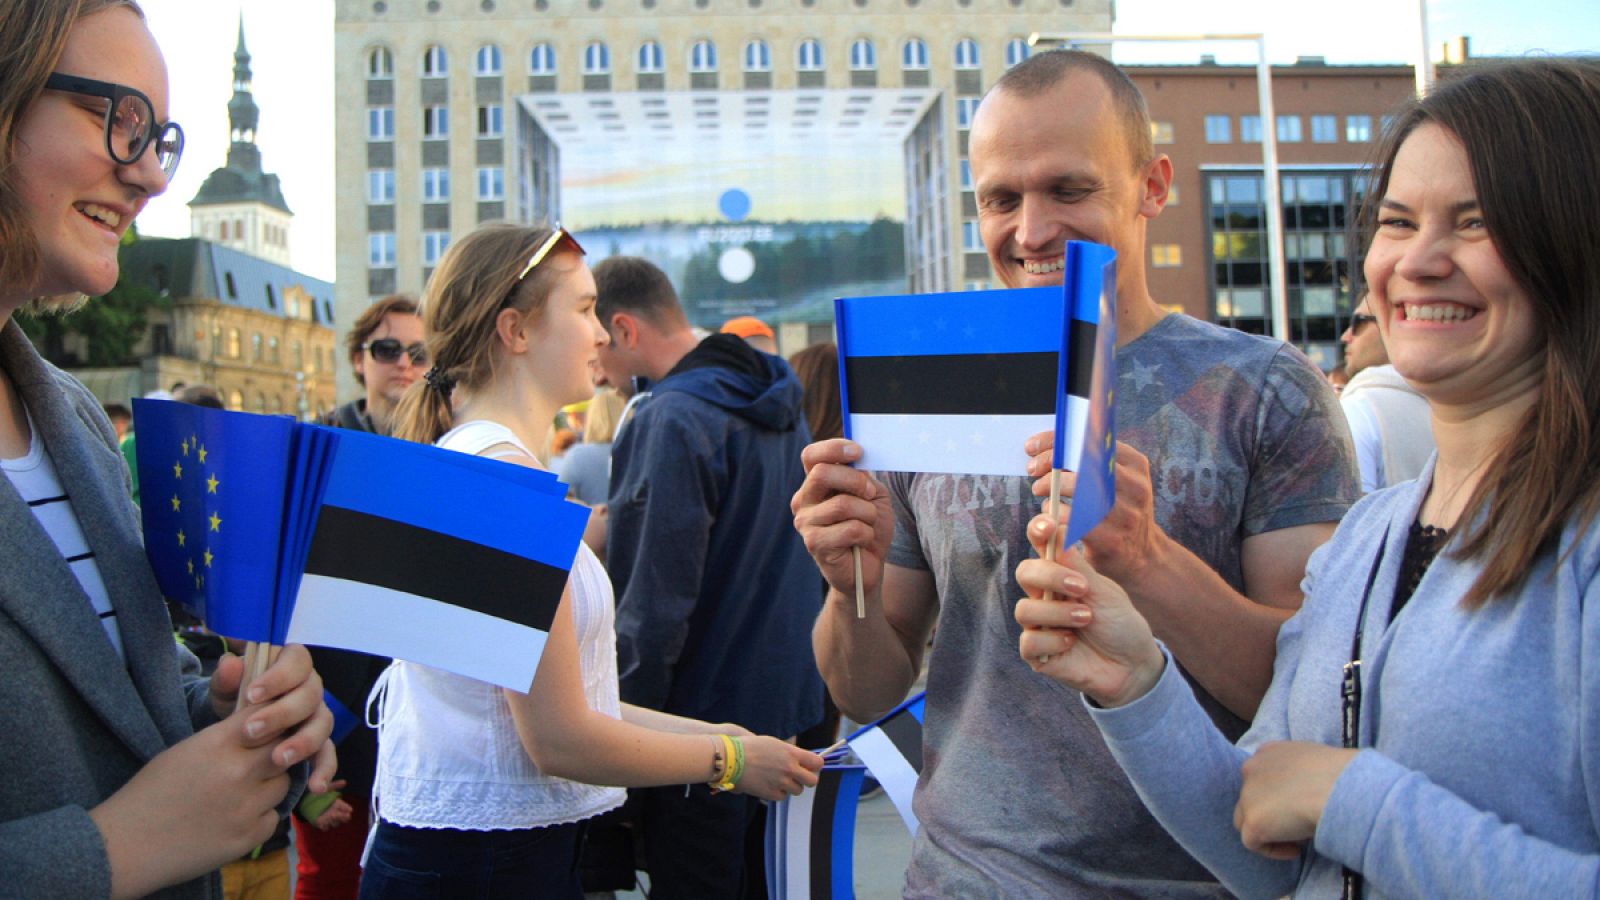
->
[181,439,189,456]
[172,460,182,479]
[177,529,186,547]
[203,549,214,568]
[208,512,222,532]
[197,444,208,464]
[186,559,194,574]
[206,474,219,494]
[170,494,180,511]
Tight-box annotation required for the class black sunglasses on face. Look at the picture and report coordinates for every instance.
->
[362,338,428,365]
[45,72,185,178]
[1350,313,1378,330]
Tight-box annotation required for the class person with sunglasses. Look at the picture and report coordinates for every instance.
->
[1339,292,1434,492]
[322,293,425,435]
[362,223,822,898]
[0,3,334,898]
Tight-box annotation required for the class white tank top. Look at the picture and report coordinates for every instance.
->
[369,420,624,830]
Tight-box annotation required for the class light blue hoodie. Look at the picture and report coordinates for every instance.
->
[1090,459,1600,898]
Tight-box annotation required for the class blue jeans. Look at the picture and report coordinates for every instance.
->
[358,819,585,900]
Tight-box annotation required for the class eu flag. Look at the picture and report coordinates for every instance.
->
[1056,241,1119,549]
[134,399,320,643]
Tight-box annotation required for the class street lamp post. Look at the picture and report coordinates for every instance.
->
[1028,32,1291,345]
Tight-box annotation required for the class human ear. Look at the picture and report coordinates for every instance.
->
[1139,155,1174,219]
[495,307,529,353]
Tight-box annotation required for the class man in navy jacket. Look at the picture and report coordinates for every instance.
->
[594,257,822,899]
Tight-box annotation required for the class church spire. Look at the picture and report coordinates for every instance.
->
[228,15,259,144]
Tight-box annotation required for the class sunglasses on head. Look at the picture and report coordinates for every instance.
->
[514,225,585,284]
[362,338,428,365]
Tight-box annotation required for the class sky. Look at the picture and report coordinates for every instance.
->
[132,0,1600,283]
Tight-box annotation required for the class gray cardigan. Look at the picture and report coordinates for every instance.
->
[1091,461,1600,898]
[0,322,220,899]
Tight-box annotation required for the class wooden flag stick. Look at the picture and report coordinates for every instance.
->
[853,547,866,619]
[234,641,281,713]
[1037,468,1067,665]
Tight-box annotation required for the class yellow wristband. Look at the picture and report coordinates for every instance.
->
[711,734,739,792]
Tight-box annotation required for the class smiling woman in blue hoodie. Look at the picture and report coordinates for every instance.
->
[1014,58,1600,898]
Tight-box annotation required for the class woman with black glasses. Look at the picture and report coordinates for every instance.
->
[1015,58,1600,898]
[0,2,334,897]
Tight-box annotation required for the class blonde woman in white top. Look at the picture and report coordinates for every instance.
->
[367,223,823,899]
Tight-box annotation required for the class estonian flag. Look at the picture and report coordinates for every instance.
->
[765,764,868,900]
[135,401,588,692]
[1055,241,1120,549]
[835,287,1067,476]
[845,692,924,835]
[285,428,588,692]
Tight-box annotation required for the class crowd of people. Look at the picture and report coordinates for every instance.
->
[2,1,1596,897]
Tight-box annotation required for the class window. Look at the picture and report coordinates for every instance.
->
[1150,121,1174,144]
[849,39,875,71]
[953,38,979,70]
[689,40,717,73]
[211,326,223,357]
[638,40,664,74]
[226,328,242,359]
[366,106,394,140]
[477,166,504,200]
[796,39,823,72]
[251,333,263,362]
[1004,38,1029,68]
[291,341,303,371]
[1204,114,1231,143]
[422,45,448,77]
[959,159,972,190]
[1151,244,1182,267]
[743,39,770,72]
[219,221,229,240]
[956,97,980,129]
[902,38,928,70]
[422,105,448,138]
[368,232,396,267]
[477,103,503,137]
[367,169,395,203]
[1311,115,1337,143]
[1346,114,1372,143]
[529,43,555,75]
[367,47,393,79]
[1276,115,1302,143]
[422,231,450,266]
[962,220,983,251]
[422,168,449,202]
[475,45,501,76]
[583,42,610,75]
[1240,115,1262,143]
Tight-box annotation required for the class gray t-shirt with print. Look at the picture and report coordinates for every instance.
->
[885,314,1359,898]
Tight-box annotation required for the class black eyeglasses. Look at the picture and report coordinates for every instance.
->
[45,72,185,178]
[362,338,428,365]
[1350,313,1378,330]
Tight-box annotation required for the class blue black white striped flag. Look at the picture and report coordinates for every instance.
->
[765,764,868,900]
[845,692,925,835]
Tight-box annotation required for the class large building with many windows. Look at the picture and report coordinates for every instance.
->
[333,0,1114,359]
[1125,58,1418,369]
